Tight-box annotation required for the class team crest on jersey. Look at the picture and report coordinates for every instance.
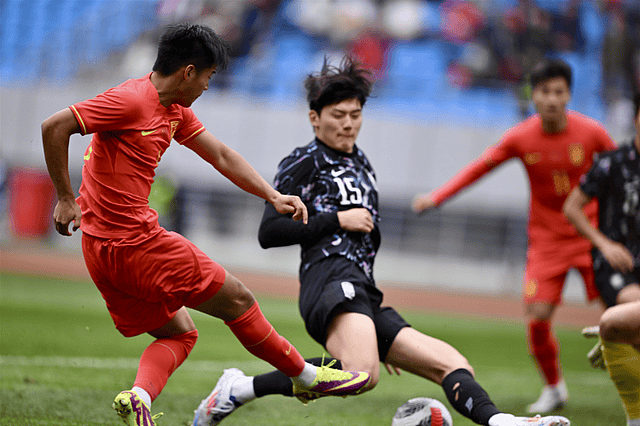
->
[568,143,585,166]
[524,152,541,165]
[524,278,538,298]
[169,121,180,139]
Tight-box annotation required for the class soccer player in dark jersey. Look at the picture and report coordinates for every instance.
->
[197,56,571,426]
[563,93,640,425]
[41,24,370,426]
[413,58,617,413]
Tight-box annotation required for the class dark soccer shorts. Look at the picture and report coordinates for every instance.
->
[82,228,226,337]
[593,249,640,307]
[299,256,409,362]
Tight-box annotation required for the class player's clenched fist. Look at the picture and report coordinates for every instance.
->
[53,197,81,236]
[272,193,308,224]
[337,207,374,233]
[600,240,635,273]
[412,193,437,214]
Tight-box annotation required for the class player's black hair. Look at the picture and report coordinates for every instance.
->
[153,23,229,76]
[529,58,572,90]
[305,56,373,114]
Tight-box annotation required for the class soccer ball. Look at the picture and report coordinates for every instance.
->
[391,397,453,426]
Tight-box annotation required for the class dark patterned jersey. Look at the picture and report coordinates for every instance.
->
[579,141,640,260]
[258,138,380,280]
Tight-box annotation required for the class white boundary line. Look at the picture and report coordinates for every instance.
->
[0,355,267,372]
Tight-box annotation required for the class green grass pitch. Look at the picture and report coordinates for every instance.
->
[0,272,623,425]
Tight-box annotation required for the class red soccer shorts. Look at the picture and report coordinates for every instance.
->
[82,228,226,337]
[523,244,598,305]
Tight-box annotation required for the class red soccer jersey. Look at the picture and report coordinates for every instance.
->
[431,112,617,254]
[70,73,205,238]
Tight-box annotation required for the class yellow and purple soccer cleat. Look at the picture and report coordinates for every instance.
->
[113,390,163,426]
[292,359,370,403]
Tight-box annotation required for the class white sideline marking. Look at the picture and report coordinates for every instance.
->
[0,355,267,372]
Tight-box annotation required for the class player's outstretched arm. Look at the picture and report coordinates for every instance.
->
[563,187,634,272]
[412,193,438,214]
[412,153,498,215]
[41,108,82,236]
[258,202,340,248]
[186,131,307,223]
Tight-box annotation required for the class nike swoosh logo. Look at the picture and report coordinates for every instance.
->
[285,344,292,355]
[331,169,346,177]
[141,129,158,136]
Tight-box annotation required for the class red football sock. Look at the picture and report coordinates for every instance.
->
[133,329,198,401]
[528,319,560,386]
[225,302,305,377]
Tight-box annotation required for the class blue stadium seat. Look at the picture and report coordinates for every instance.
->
[232,30,316,100]
[271,33,316,100]
[385,40,448,99]
[0,0,158,85]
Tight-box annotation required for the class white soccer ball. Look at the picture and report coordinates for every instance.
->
[391,397,453,426]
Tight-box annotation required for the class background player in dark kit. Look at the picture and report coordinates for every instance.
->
[563,93,640,425]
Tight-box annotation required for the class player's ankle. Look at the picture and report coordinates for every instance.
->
[292,363,317,387]
[230,375,256,404]
[131,386,152,408]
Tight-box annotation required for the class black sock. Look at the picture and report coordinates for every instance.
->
[253,357,342,398]
[441,368,502,425]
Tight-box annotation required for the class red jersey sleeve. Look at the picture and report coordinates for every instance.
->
[70,85,145,135]
[173,107,205,145]
[430,132,517,205]
[594,121,617,152]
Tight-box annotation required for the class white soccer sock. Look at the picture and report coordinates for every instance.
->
[231,375,257,404]
[291,363,318,388]
[132,386,152,408]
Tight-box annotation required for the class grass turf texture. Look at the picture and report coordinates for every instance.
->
[1,272,623,425]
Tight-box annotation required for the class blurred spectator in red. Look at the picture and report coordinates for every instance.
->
[348,29,390,81]
[440,0,485,44]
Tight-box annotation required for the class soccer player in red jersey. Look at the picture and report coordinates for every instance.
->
[41,24,369,426]
[413,58,617,413]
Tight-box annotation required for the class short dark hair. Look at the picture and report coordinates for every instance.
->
[634,92,640,119]
[305,56,373,114]
[153,23,229,76]
[529,58,572,90]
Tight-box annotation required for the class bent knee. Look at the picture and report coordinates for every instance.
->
[361,374,379,392]
[225,276,256,312]
[341,361,379,391]
[599,310,624,342]
[525,302,555,321]
[443,355,474,380]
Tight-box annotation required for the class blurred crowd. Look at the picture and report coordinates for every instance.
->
[155,0,639,122]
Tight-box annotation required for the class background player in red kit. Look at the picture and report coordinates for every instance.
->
[41,23,369,426]
[412,58,617,413]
